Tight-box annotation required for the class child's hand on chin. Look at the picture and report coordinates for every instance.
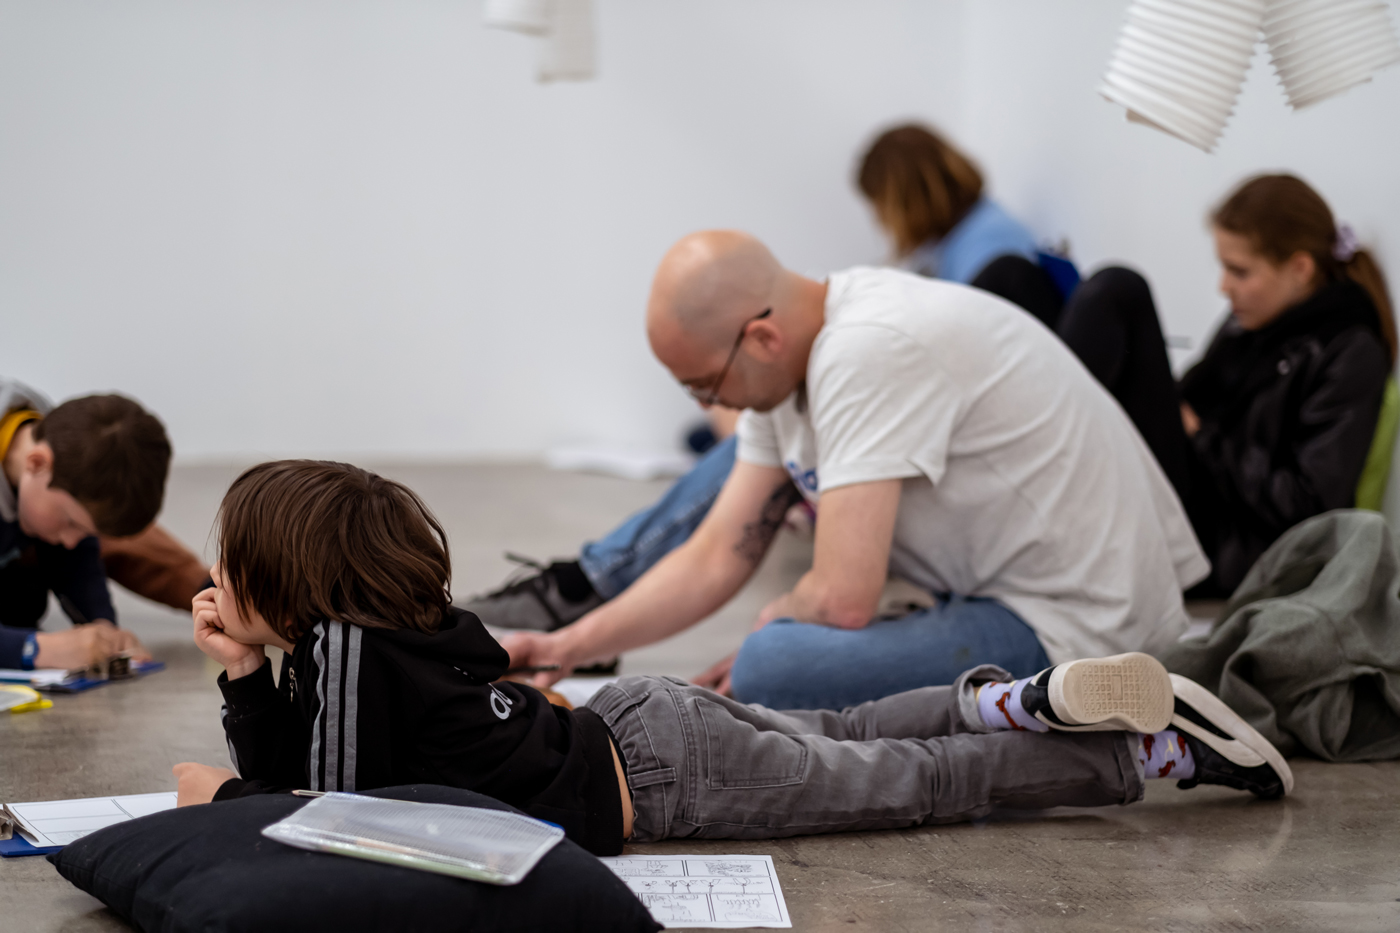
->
[192,586,265,679]
[173,762,238,807]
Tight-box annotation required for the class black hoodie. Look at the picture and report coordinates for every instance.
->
[211,608,624,855]
[1180,278,1390,592]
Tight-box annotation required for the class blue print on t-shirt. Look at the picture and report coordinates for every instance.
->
[785,460,819,494]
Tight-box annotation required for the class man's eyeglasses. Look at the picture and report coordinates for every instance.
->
[686,308,772,407]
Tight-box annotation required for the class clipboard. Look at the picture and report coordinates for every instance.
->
[0,792,178,857]
[0,659,165,693]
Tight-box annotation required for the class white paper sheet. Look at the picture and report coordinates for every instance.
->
[601,855,792,928]
[0,668,76,688]
[544,445,695,480]
[550,676,617,710]
[8,792,177,848]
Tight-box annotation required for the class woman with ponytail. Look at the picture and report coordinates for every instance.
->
[1059,174,1395,595]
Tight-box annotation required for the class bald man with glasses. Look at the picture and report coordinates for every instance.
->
[501,231,1208,710]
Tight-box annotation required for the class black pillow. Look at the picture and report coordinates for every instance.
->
[49,785,660,933]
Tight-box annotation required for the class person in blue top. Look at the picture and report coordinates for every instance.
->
[461,124,1070,663]
[903,198,1038,284]
[857,124,1070,331]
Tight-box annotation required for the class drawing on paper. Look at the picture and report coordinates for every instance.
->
[699,860,763,876]
[638,893,711,923]
[601,853,791,929]
[607,858,686,877]
[712,893,783,923]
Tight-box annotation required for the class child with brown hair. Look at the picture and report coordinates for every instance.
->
[0,378,199,671]
[175,459,1291,856]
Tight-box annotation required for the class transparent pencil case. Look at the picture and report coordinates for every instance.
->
[261,792,564,885]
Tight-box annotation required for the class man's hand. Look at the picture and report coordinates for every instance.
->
[756,593,797,628]
[691,651,738,697]
[687,598,786,697]
[499,631,574,689]
[173,762,238,807]
[192,586,264,679]
[33,621,150,669]
[494,462,810,692]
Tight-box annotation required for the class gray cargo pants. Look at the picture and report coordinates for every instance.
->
[586,665,1144,842]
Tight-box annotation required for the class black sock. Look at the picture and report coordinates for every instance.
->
[548,560,596,604]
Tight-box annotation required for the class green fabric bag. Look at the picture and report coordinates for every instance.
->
[1355,376,1399,511]
[1159,510,1400,761]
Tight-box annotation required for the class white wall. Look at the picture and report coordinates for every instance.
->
[3,1,1399,461]
[955,0,1400,370]
[0,0,959,461]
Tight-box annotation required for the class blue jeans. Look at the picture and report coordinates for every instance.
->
[729,596,1051,710]
[578,435,737,598]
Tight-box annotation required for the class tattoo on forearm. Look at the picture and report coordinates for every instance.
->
[734,480,803,564]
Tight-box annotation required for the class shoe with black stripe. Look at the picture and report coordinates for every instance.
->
[461,554,618,675]
[1168,673,1292,799]
[1018,652,1174,733]
[460,553,604,633]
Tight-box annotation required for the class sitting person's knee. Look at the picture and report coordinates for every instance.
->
[1080,265,1150,303]
[729,622,799,704]
[972,253,1040,287]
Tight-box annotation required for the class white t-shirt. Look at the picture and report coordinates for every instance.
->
[736,267,1209,664]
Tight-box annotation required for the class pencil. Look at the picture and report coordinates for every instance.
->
[504,664,562,675]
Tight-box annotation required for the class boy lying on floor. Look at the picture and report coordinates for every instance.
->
[173,461,1292,856]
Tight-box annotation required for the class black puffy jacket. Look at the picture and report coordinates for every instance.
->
[1181,278,1390,592]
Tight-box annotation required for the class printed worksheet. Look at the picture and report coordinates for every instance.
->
[600,855,792,929]
[7,792,177,848]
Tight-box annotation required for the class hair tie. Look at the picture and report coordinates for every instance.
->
[1333,223,1360,263]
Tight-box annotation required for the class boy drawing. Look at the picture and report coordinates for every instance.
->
[0,380,195,671]
[175,461,1292,856]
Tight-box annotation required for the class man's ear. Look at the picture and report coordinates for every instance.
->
[746,319,784,361]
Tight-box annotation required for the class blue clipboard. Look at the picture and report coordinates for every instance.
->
[42,660,166,694]
[0,833,62,858]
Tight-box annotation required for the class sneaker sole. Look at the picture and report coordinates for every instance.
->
[1169,674,1294,796]
[1046,653,1173,733]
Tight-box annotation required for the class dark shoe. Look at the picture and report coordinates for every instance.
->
[460,554,604,633]
[1019,652,1173,733]
[1169,674,1292,798]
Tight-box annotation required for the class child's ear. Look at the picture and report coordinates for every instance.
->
[23,441,55,479]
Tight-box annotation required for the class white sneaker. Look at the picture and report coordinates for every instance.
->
[1169,674,1293,798]
[1020,652,1174,733]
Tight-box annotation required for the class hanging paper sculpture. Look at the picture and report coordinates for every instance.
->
[483,0,596,82]
[1263,0,1400,109]
[1100,0,1400,151]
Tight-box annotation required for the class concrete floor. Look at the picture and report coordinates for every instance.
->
[3,462,1399,932]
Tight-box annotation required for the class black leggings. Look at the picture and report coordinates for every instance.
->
[971,254,1066,332]
[1056,267,1195,504]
